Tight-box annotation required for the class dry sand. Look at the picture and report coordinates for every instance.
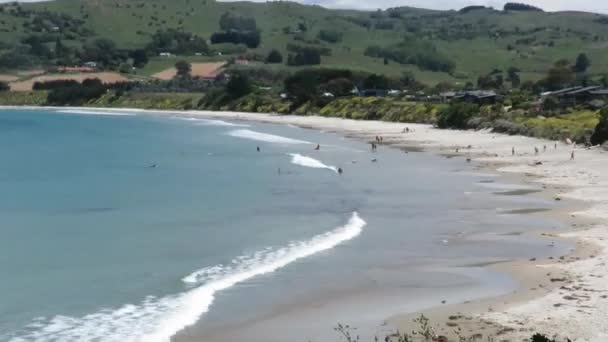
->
[8,107,608,341]
[9,72,128,91]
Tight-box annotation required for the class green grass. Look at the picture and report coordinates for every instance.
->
[0,0,606,85]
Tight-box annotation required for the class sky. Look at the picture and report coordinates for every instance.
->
[220,0,608,14]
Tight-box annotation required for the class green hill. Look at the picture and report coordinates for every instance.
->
[1,0,608,85]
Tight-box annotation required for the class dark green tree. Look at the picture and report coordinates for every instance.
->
[175,60,191,78]
[591,108,608,146]
[574,53,591,73]
[265,49,283,64]
[225,72,252,99]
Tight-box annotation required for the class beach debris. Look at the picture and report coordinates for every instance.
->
[535,161,543,166]
[437,335,448,342]
[351,160,357,164]
[466,158,472,162]
[555,196,562,201]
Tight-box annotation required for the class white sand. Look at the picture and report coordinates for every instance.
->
[11,106,608,341]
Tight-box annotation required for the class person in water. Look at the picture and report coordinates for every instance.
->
[256,146,260,152]
[314,144,320,150]
[337,167,343,174]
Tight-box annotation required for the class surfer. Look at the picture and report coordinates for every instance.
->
[314,144,320,150]
[337,167,343,174]
[256,146,260,152]
[149,163,157,168]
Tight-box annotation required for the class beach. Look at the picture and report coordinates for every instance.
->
[2,106,607,341]
[176,109,608,341]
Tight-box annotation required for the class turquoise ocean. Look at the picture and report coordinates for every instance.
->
[0,108,569,342]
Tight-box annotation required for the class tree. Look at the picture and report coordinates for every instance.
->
[591,108,608,146]
[437,103,480,129]
[175,60,191,78]
[225,72,252,99]
[0,81,9,92]
[539,60,575,90]
[574,53,591,73]
[131,49,148,68]
[507,66,521,88]
[265,49,283,64]
[363,74,389,90]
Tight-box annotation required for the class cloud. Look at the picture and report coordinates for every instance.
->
[219,0,608,13]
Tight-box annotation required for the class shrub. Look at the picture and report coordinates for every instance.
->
[591,108,608,145]
[317,29,342,43]
[437,102,480,129]
[265,49,283,64]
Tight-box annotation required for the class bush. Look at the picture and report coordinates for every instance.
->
[210,30,261,49]
[265,49,283,64]
[147,29,208,55]
[504,2,543,11]
[437,102,480,129]
[225,72,252,99]
[46,78,106,105]
[317,29,342,43]
[175,60,191,78]
[287,49,322,66]
[591,108,608,145]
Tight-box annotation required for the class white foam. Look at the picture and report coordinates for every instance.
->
[175,117,248,127]
[288,153,338,173]
[11,213,365,342]
[227,129,311,145]
[56,110,136,116]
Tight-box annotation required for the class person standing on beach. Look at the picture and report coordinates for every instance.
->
[535,147,539,155]
[512,147,515,156]
[571,151,575,160]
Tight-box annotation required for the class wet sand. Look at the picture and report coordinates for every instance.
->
[8,106,608,341]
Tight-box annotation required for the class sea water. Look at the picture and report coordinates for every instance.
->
[0,108,568,342]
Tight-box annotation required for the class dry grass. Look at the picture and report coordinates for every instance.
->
[151,62,226,80]
[9,72,129,91]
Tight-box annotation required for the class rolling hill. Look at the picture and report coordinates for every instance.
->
[1,0,608,85]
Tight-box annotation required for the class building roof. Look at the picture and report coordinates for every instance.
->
[589,89,608,96]
[561,86,601,96]
[455,90,497,99]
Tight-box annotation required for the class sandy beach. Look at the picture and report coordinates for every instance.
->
[8,106,608,341]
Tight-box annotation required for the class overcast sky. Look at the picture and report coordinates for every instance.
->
[220,0,608,14]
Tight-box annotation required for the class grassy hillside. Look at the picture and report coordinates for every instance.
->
[1,0,608,84]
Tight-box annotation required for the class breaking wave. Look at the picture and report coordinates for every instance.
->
[10,213,365,342]
[288,153,338,173]
[227,129,311,145]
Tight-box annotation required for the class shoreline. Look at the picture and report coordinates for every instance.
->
[6,106,608,341]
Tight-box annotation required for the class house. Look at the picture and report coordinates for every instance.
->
[84,61,98,69]
[159,52,172,57]
[321,92,335,98]
[541,86,608,106]
[454,90,497,105]
[440,91,457,102]
[359,89,388,97]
